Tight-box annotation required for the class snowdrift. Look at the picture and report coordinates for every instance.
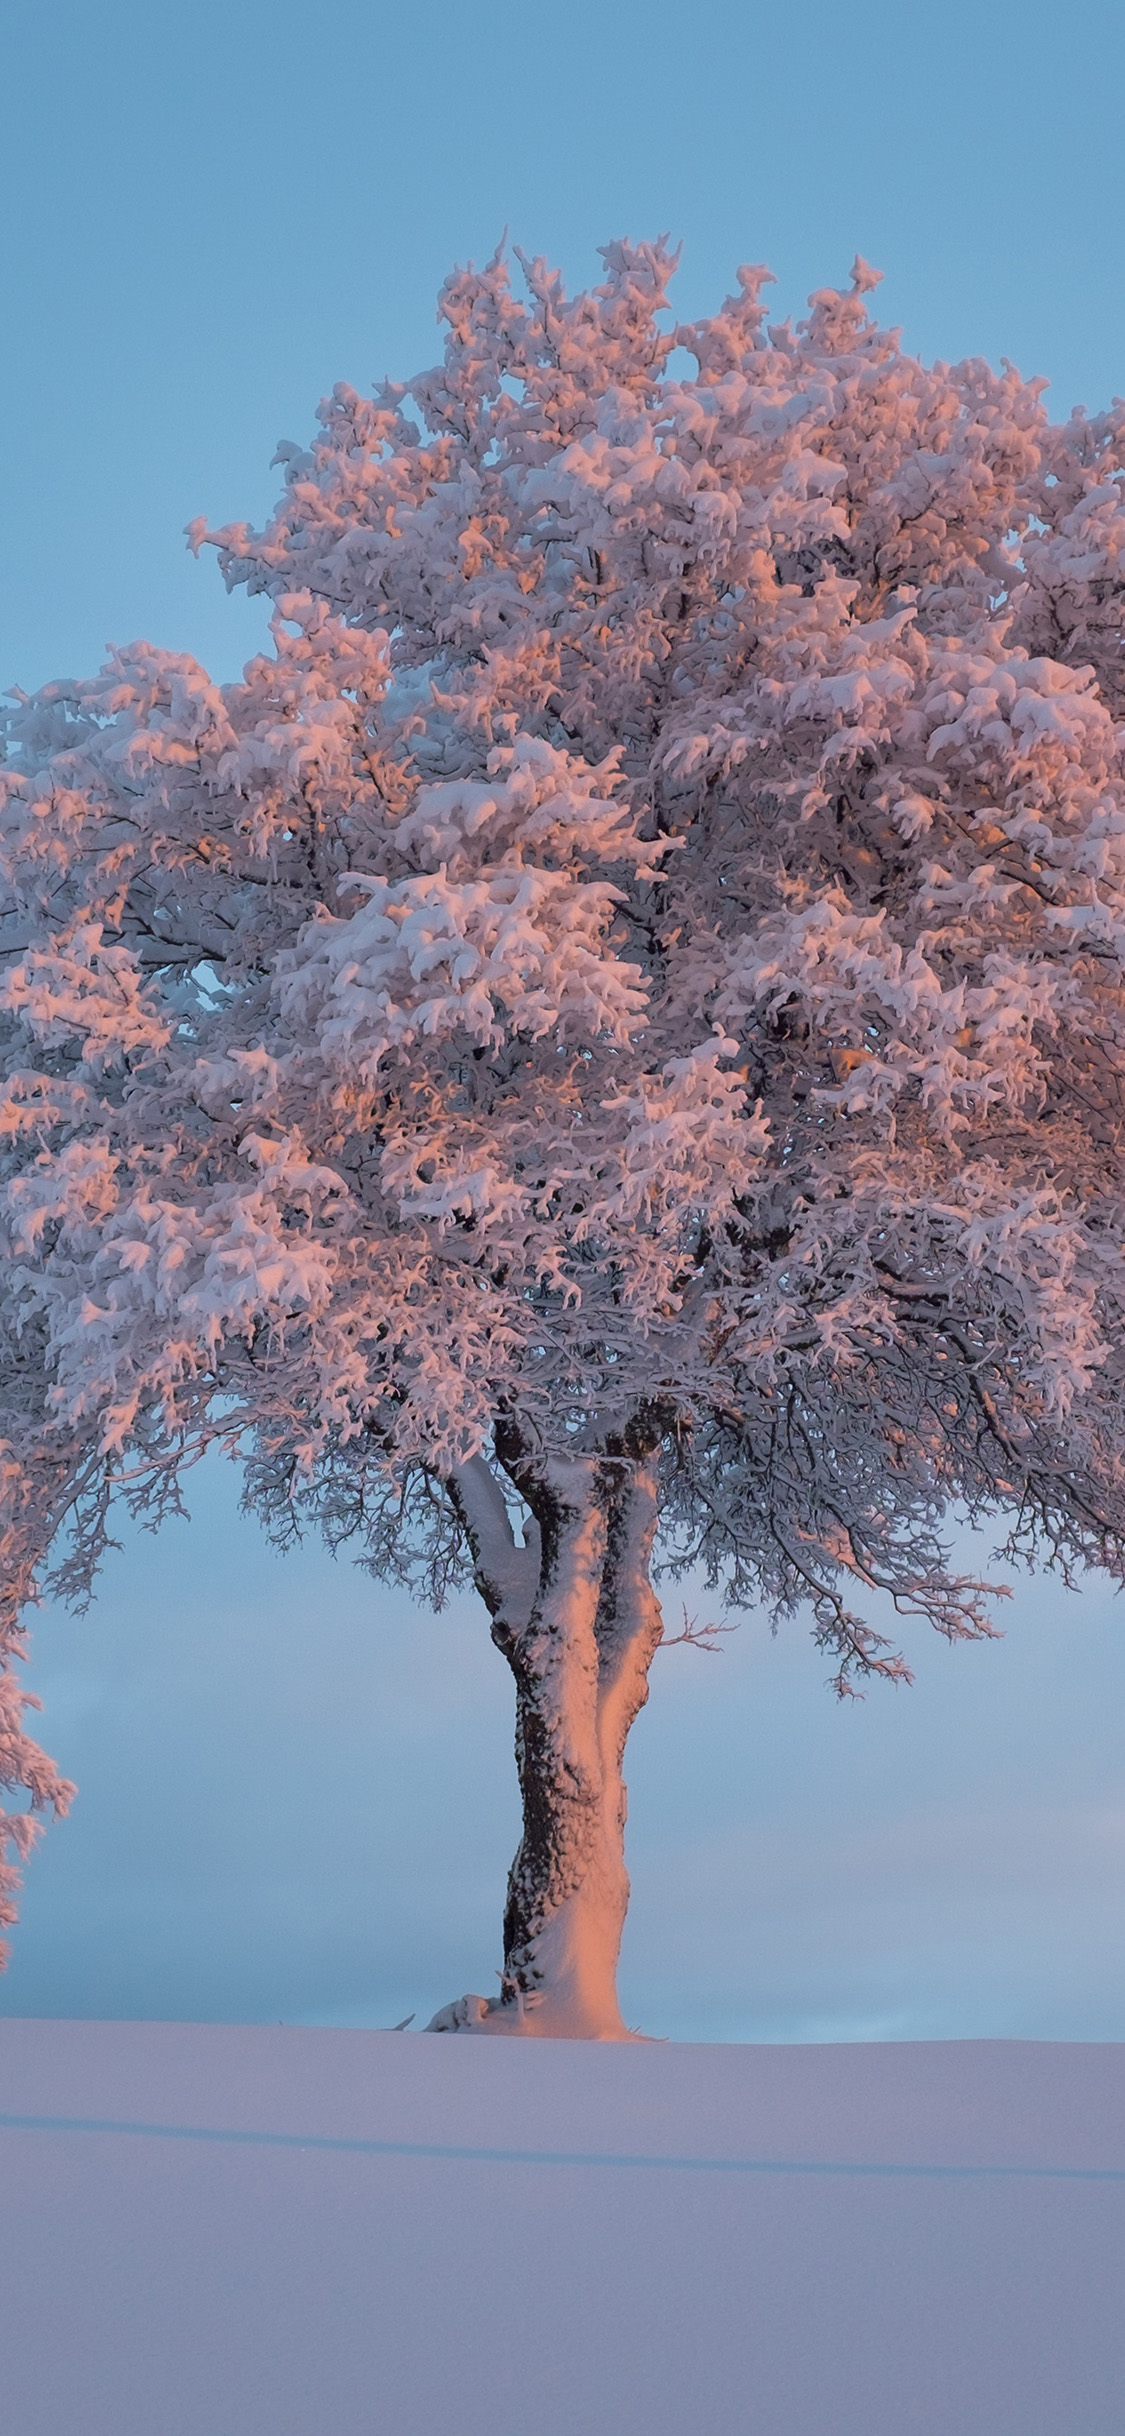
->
[1,2020,1122,2434]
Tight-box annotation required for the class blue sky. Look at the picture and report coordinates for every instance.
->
[3,0,1125,2038]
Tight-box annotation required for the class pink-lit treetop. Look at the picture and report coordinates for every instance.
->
[3,242,1125,2029]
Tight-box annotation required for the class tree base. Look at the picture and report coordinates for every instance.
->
[423,1990,644,2040]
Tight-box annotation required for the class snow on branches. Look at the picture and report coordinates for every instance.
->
[5,237,1125,1967]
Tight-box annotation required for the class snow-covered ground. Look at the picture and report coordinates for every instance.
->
[1,2021,1122,2435]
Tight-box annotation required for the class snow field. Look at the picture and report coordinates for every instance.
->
[1,2020,1123,2435]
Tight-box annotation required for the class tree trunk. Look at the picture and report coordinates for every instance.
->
[427,1444,664,2039]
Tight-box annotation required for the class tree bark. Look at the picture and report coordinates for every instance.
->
[428,1442,664,2039]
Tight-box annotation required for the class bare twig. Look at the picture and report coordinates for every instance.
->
[658,1602,739,1655]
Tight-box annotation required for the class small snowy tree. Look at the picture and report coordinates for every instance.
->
[4,242,1125,2034]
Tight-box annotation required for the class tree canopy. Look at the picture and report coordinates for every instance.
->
[4,241,1125,2014]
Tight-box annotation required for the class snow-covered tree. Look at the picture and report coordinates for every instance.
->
[4,241,1125,2034]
